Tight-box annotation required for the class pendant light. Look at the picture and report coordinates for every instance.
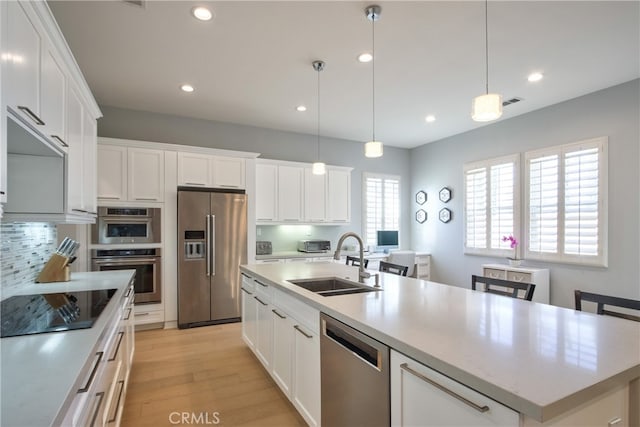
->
[312,60,326,175]
[471,0,502,122]
[364,5,383,158]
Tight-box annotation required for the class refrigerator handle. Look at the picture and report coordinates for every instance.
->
[210,215,216,276]
[206,215,211,276]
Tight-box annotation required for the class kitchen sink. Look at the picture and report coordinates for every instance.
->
[288,277,381,297]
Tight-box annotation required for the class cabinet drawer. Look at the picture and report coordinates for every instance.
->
[506,271,532,283]
[483,268,506,280]
[133,308,164,325]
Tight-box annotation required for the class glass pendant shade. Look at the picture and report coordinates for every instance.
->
[471,93,503,122]
[365,140,383,158]
[312,161,326,175]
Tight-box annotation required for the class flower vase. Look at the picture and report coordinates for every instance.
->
[508,258,522,267]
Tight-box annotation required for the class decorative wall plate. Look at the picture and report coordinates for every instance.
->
[415,190,427,205]
[416,209,427,223]
[439,187,452,203]
[439,208,452,223]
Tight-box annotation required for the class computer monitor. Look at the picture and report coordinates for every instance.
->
[376,230,399,253]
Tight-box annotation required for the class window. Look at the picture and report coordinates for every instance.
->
[363,173,400,248]
[464,154,520,256]
[525,137,608,266]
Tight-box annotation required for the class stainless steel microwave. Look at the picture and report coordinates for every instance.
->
[297,240,331,253]
[92,207,161,244]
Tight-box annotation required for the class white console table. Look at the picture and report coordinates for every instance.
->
[482,263,550,304]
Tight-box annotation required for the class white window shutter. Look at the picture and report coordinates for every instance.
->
[363,174,400,248]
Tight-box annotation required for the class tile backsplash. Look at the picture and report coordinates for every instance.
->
[0,222,57,295]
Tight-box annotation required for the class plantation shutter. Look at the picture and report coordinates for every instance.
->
[528,154,559,253]
[490,162,515,250]
[465,167,487,249]
[364,174,400,248]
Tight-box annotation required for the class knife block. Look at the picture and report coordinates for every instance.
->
[37,253,71,283]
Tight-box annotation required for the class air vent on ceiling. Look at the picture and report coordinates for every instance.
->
[122,0,145,8]
[502,97,523,107]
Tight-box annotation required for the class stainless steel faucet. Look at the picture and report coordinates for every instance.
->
[334,232,372,283]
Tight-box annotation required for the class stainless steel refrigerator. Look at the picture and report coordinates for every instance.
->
[177,188,247,328]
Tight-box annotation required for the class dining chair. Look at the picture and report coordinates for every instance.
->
[574,290,640,322]
[345,255,369,269]
[471,275,536,301]
[379,261,409,276]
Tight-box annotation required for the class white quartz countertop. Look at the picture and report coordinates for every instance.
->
[239,262,640,423]
[255,250,427,260]
[0,270,134,427]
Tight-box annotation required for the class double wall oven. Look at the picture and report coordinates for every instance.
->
[91,207,162,304]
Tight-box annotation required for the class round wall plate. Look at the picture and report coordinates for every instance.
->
[416,209,427,223]
[439,187,452,203]
[439,208,452,223]
[415,190,427,205]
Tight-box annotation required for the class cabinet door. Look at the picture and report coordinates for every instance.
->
[66,85,84,213]
[128,148,164,202]
[326,169,350,223]
[40,46,66,149]
[304,168,326,222]
[292,323,321,427]
[5,1,42,126]
[271,307,294,397]
[97,145,127,201]
[212,156,245,189]
[241,287,257,349]
[391,350,518,427]
[177,152,211,187]
[256,163,277,222]
[255,294,272,369]
[82,110,97,214]
[278,166,303,222]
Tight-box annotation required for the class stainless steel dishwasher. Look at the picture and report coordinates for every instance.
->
[321,313,390,427]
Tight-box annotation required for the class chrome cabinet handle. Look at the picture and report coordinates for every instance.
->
[257,218,274,221]
[399,363,489,413]
[18,105,45,125]
[78,352,104,393]
[107,380,125,423]
[99,196,121,200]
[125,286,133,298]
[254,296,267,306]
[89,392,105,427]
[184,182,206,186]
[294,325,313,339]
[108,332,125,361]
[272,309,286,319]
[255,280,268,288]
[134,312,150,317]
[241,287,253,295]
[50,135,68,147]
[219,184,238,188]
[123,307,132,320]
[134,197,158,201]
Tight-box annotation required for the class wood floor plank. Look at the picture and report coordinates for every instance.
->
[121,323,307,427]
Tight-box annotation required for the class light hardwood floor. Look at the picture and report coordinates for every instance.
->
[121,323,307,427]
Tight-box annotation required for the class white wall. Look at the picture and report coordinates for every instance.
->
[410,79,640,308]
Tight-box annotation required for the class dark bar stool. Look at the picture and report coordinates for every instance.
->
[345,255,369,269]
[379,261,409,276]
[471,275,536,301]
[574,290,640,322]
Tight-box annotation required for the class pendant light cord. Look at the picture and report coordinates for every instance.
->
[372,13,376,142]
[484,0,489,95]
[317,65,321,161]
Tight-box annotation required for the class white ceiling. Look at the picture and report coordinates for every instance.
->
[49,1,640,149]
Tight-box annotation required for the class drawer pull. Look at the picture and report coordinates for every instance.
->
[185,182,206,186]
[50,135,68,148]
[400,363,489,413]
[125,286,133,298]
[18,105,45,125]
[134,312,150,317]
[241,287,253,295]
[255,280,268,288]
[107,380,125,423]
[294,325,313,339]
[123,307,132,321]
[134,197,158,201]
[89,392,105,427]
[100,196,121,200]
[254,296,267,306]
[272,309,286,319]
[78,351,103,393]
[608,417,622,427]
[108,332,125,361]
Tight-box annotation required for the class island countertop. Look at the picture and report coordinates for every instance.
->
[239,262,640,423]
[0,270,135,427]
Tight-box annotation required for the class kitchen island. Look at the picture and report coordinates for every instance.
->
[0,270,135,427]
[240,262,640,426]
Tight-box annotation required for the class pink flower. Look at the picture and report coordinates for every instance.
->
[502,235,518,249]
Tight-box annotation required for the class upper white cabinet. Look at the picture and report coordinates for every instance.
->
[98,144,164,202]
[177,152,245,189]
[257,159,352,225]
[40,46,66,149]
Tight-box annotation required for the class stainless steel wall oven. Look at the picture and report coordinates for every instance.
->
[92,207,161,244]
[91,248,161,304]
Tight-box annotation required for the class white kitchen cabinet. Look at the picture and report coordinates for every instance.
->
[391,350,519,427]
[271,306,294,397]
[304,168,326,222]
[278,165,303,222]
[254,289,273,369]
[40,46,67,149]
[241,274,257,350]
[82,111,97,215]
[482,264,550,304]
[415,254,431,280]
[66,84,84,213]
[133,303,164,329]
[255,163,278,222]
[128,147,164,202]
[97,145,127,201]
[292,322,321,427]
[177,152,246,189]
[326,168,351,223]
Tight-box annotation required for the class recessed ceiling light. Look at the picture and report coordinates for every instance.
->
[425,115,436,123]
[528,72,544,82]
[192,6,213,21]
[296,105,307,112]
[180,84,194,93]
[358,52,373,63]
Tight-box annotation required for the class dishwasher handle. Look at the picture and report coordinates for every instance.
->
[321,314,385,371]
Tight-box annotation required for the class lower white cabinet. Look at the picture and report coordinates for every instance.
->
[391,350,519,427]
[415,254,431,280]
[271,306,294,397]
[292,321,321,427]
[133,303,164,329]
[254,283,273,369]
[482,264,550,304]
[241,274,257,349]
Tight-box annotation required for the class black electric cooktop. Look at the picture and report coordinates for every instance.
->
[1,288,117,338]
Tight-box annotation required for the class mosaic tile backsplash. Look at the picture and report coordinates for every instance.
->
[0,222,57,295]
